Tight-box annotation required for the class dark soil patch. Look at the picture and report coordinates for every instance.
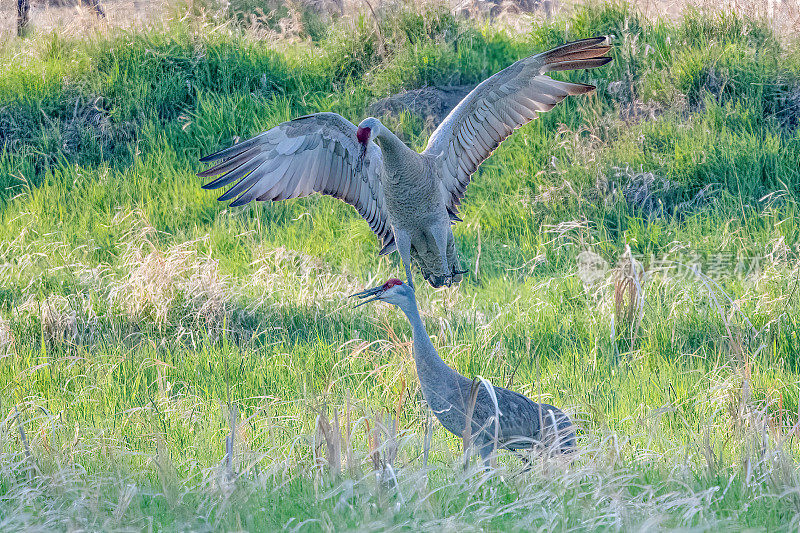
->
[368,85,475,128]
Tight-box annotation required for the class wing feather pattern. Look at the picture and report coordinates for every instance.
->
[199,112,392,248]
[423,36,612,214]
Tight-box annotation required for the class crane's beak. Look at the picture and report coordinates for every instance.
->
[351,285,384,307]
[356,143,368,174]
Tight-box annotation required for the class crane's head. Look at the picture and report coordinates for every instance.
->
[356,117,382,146]
[351,278,412,308]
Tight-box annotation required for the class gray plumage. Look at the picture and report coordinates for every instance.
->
[353,279,576,462]
[199,37,613,288]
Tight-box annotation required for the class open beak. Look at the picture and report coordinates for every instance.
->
[351,285,384,307]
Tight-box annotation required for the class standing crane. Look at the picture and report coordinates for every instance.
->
[199,37,612,288]
[352,278,576,462]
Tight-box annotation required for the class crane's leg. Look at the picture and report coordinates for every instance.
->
[446,231,465,284]
[431,224,451,286]
[394,228,414,290]
[479,443,495,470]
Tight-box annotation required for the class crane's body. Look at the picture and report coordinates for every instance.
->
[374,132,462,287]
[198,37,613,288]
[354,279,576,461]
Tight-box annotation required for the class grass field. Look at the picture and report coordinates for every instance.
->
[1,2,800,530]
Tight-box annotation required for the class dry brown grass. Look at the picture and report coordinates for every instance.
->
[107,210,230,330]
[0,0,169,37]
[613,244,645,345]
[0,317,16,354]
[4,0,800,40]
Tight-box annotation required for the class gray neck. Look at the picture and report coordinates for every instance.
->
[397,297,459,383]
[375,128,422,175]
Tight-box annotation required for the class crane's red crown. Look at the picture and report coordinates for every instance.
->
[356,127,371,144]
[383,278,403,289]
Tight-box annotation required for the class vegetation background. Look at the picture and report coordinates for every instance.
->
[0,0,799,530]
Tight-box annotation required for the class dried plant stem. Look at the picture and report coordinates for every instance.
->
[331,408,341,474]
[222,320,237,479]
[462,378,480,470]
[474,223,481,281]
[476,376,501,469]
[225,404,238,479]
[423,409,432,469]
[315,406,340,475]
[360,0,386,58]
[346,391,353,476]
[14,406,39,478]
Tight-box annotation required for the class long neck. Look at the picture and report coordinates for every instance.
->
[375,128,423,176]
[398,298,459,382]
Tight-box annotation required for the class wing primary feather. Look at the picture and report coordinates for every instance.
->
[518,96,553,113]
[199,133,268,163]
[458,136,479,167]
[317,153,335,194]
[553,45,612,62]
[307,149,327,192]
[463,117,479,139]
[523,84,561,105]
[217,173,261,202]
[215,158,269,201]
[198,150,256,179]
[542,79,596,95]
[530,78,570,98]
[287,163,313,199]
[379,237,396,256]
[341,161,357,202]
[544,56,613,72]
[257,157,295,201]
[274,160,306,201]
[448,209,463,222]
[483,110,508,137]
[234,156,292,203]
[336,158,351,198]
[201,158,257,190]
[327,157,345,197]
[229,184,262,207]
[358,173,372,213]
[473,119,500,145]
[501,104,527,124]
[507,100,538,120]
[540,36,608,62]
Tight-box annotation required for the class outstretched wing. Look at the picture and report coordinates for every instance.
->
[423,36,612,214]
[199,112,393,250]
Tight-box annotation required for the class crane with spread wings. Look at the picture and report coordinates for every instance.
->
[198,37,612,288]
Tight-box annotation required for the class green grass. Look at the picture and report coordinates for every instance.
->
[1,2,800,530]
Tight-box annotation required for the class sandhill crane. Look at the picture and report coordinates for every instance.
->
[352,278,576,462]
[199,37,612,288]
